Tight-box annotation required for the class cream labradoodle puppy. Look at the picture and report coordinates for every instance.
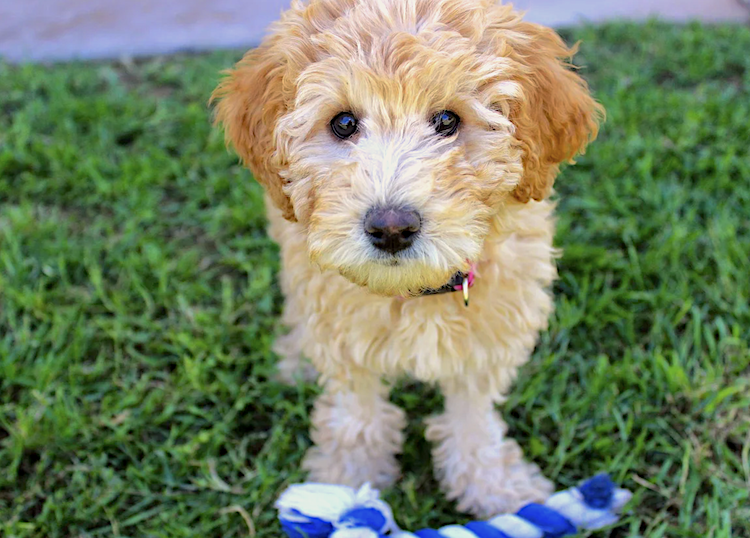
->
[213,0,603,518]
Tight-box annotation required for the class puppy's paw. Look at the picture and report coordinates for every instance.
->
[302,444,400,489]
[445,440,553,518]
[427,413,553,518]
[302,390,405,489]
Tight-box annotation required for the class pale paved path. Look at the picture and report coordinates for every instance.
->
[1,0,748,63]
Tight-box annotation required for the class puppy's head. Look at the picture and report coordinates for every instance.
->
[213,0,603,296]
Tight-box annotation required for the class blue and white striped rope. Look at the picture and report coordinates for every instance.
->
[276,475,631,538]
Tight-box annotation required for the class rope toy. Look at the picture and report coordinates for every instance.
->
[277,474,632,538]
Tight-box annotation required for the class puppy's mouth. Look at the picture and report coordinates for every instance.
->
[363,253,477,303]
[376,257,402,267]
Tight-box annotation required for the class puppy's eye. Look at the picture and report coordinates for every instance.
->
[432,110,460,136]
[330,112,359,139]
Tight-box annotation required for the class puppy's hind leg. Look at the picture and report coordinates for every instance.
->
[274,322,318,384]
[426,374,553,518]
[273,289,317,384]
[303,370,405,489]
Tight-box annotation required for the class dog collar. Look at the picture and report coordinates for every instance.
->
[419,266,476,306]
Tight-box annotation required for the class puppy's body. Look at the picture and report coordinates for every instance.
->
[214,0,602,517]
[272,194,557,515]
[271,198,555,386]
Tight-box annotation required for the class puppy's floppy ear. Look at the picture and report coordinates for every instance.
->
[211,43,296,221]
[506,22,604,203]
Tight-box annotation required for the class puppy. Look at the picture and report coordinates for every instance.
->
[213,0,602,518]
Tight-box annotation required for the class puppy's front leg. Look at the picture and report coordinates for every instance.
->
[426,376,553,518]
[303,372,405,489]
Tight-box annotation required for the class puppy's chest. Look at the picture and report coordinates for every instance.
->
[302,270,553,383]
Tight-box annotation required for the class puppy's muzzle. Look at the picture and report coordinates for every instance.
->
[364,206,421,254]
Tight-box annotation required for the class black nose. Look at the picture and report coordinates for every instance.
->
[364,206,421,254]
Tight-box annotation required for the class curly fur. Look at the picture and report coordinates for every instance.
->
[212,0,603,517]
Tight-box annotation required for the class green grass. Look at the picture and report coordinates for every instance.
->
[1,20,749,538]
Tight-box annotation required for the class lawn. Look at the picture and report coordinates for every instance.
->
[1,20,749,538]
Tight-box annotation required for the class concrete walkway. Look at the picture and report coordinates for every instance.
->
[1,0,748,63]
